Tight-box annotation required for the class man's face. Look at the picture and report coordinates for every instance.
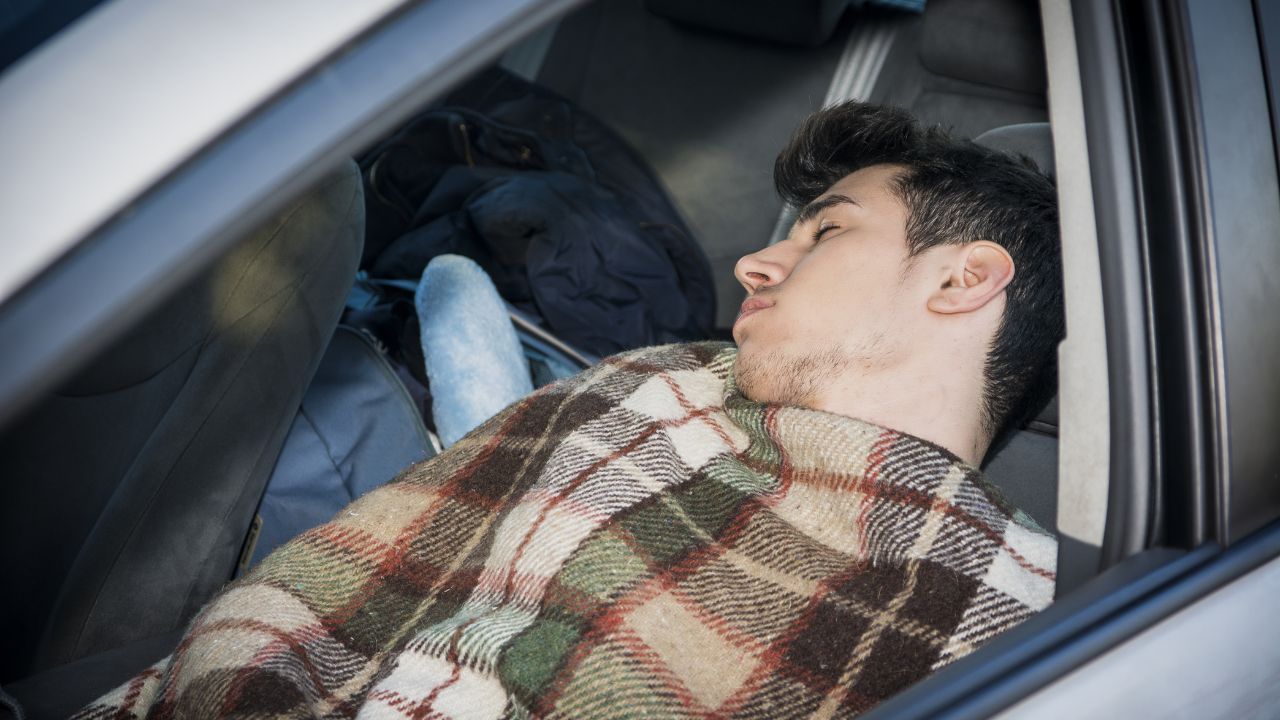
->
[732,164,939,406]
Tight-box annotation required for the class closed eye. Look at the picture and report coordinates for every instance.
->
[811,222,840,243]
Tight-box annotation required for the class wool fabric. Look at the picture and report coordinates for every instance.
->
[74,342,1056,719]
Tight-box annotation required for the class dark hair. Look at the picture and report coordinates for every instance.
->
[774,101,1063,447]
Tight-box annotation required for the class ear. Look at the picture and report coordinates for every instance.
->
[926,242,1015,315]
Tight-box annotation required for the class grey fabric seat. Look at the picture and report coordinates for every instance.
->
[0,160,364,684]
[973,121,1059,533]
[874,0,1049,139]
[976,122,1056,178]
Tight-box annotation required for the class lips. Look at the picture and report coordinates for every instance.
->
[735,296,773,325]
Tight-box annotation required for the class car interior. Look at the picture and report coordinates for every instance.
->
[0,0,1064,715]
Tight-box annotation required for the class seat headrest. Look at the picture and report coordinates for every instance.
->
[975,122,1054,178]
[920,0,1046,95]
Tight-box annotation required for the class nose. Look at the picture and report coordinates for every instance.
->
[734,243,795,294]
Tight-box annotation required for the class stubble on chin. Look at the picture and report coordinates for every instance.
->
[734,346,852,408]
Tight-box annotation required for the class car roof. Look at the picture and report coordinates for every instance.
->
[0,0,408,305]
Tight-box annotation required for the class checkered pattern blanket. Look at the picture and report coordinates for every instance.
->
[74,342,1055,719]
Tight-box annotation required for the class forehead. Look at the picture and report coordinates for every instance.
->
[819,163,907,205]
[788,163,912,250]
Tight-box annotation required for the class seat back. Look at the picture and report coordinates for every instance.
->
[0,161,364,681]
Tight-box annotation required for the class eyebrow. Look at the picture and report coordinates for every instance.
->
[794,194,860,226]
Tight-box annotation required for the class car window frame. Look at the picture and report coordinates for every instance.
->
[1182,0,1280,543]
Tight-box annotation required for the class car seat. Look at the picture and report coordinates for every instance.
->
[0,160,365,687]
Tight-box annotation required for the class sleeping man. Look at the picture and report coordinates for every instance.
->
[78,101,1062,719]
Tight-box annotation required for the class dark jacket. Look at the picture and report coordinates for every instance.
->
[361,68,715,356]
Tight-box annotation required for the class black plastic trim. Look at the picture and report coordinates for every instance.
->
[1258,0,1280,170]
[1179,0,1280,543]
[0,0,585,434]
[1119,0,1217,551]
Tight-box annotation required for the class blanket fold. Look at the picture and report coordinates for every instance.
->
[74,342,1055,719]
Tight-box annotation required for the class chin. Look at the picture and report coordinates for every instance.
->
[733,345,831,408]
[731,346,768,398]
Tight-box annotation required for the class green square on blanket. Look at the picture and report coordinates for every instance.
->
[558,529,650,600]
[500,617,582,696]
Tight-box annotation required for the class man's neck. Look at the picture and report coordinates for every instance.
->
[810,352,989,466]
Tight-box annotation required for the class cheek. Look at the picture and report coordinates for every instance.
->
[795,275,899,341]
[772,246,903,340]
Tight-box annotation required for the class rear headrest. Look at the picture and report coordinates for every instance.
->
[920,0,1046,95]
[975,122,1054,178]
[644,0,853,47]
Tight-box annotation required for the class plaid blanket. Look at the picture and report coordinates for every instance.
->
[75,342,1055,719]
